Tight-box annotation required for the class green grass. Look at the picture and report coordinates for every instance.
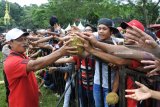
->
[0,52,7,107]
[0,84,7,107]
[0,83,63,107]
[0,52,63,107]
[39,87,63,107]
[0,52,3,80]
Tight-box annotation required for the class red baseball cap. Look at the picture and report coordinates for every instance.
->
[120,20,145,31]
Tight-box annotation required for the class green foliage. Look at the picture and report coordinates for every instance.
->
[0,0,159,30]
[0,0,24,31]
[0,84,7,107]
[39,87,63,107]
[0,0,5,18]
[0,52,7,107]
[86,11,99,25]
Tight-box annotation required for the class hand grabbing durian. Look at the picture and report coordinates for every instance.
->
[69,34,84,55]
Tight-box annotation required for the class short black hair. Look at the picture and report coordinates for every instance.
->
[49,16,58,26]
[85,23,97,32]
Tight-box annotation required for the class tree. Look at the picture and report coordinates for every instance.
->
[125,0,160,26]
[0,0,159,30]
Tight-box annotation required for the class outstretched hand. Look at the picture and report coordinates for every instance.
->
[54,23,61,31]
[78,32,98,47]
[59,39,78,56]
[75,32,95,53]
[125,26,159,51]
[125,81,151,101]
[141,58,160,76]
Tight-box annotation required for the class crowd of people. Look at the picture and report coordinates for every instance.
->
[1,15,160,107]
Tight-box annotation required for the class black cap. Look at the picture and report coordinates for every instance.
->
[98,18,119,34]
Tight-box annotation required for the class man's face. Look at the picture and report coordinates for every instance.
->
[9,36,28,53]
[84,26,93,33]
[98,24,112,40]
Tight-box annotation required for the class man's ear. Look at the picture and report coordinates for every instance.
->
[8,45,11,49]
[8,41,13,49]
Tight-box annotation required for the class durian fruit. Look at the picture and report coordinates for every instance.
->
[106,92,119,105]
[69,34,84,55]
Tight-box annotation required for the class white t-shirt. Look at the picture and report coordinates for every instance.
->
[2,44,10,61]
[93,33,116,88]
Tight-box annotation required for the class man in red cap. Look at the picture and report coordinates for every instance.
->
[121,19,145,31]
[121,20,145,45]
[120,19,146,107]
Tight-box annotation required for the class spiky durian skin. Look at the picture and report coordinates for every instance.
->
[106,92,119,105]
[70,35,84,55]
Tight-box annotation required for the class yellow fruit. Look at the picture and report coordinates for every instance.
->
[106,92,119,105]
[69,35,84,55]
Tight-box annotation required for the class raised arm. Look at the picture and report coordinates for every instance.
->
[32,36,54,45]
[124,26,160,58]
[54,56,75,64]
[77,32,155,61]
[26,40,77,72]
[49,63,75,73]
[141,58,160,76]
[30,49,42,58]
[90,48,131,65]
[36,44,54,50]
[77,35,131,65]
